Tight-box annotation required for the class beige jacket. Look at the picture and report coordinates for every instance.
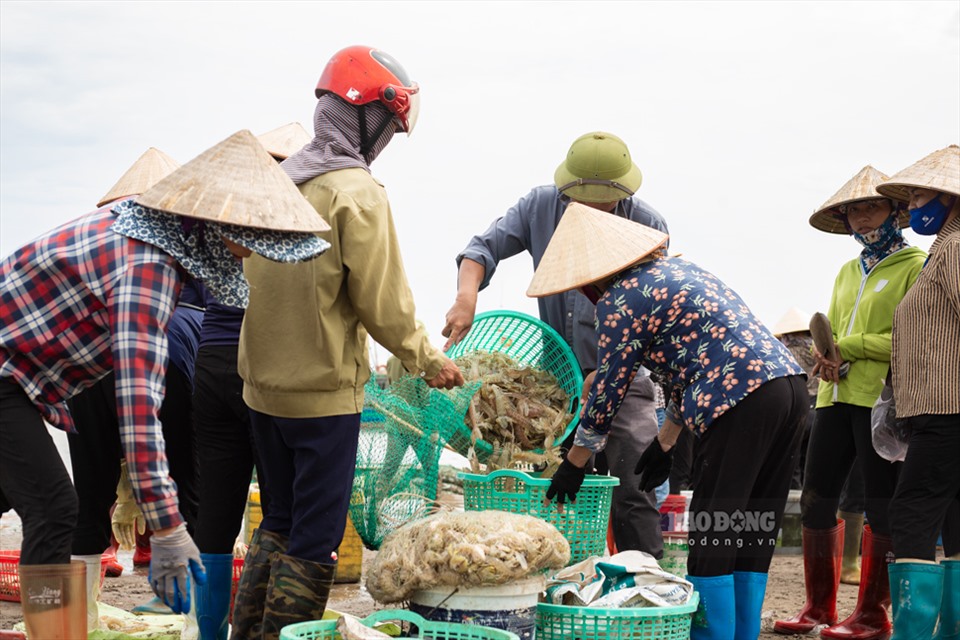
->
[239,167,444,418]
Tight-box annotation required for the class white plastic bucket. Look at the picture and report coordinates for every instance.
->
[409,575,545,639]
[660,532,689,578]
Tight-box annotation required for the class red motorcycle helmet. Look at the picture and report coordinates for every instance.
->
[316,45,420,135]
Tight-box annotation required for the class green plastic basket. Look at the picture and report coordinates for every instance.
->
[535,592,699,640]
[444,310,583,459]
[459,469,619,563]
[280,608,521,639]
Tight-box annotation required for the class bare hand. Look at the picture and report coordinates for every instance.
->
[442,298,476,351]
[812,344,843,384]
[425,358,465,389]
[580,371,597,404]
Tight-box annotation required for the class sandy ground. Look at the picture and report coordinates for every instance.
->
[0,509,881,638]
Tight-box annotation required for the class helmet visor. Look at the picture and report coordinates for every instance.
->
[404,90,420,135]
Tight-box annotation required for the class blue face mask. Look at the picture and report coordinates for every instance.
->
[909,194,955,235]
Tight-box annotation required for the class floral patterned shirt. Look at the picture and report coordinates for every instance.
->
[575,257,803,451]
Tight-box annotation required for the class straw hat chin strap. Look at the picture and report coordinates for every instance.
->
[557,178,635,197]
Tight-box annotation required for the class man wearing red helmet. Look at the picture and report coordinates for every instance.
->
[235,46,462,638]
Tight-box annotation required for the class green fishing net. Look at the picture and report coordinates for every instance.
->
[349,376,481,549]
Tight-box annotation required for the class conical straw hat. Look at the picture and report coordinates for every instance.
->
[772,307,811,337]
[875,145,960,203]
[809,166,908,234]
[527,202,669,298]
[97,148,180,208]
[137,129,329,232]
[257,122,311,160]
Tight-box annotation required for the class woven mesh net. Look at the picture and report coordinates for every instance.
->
[349,377,481,549]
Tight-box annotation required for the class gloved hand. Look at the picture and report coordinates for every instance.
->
[112,460,146,550]
[634,437,674,492]
[149,524,206,614]
[545,458,587,510]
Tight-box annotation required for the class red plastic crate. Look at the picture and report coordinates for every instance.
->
[229,557,244,622]
[0,551,20,602]
[659,494,687,532]
[0,550,108,603]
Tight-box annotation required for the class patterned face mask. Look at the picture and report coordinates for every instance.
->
[111,199,329,308]
[849,213,907,273]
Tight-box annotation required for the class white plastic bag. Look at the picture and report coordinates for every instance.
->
[871,384,909,462]
[545,550,693,608]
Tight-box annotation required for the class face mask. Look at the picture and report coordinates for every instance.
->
[909,195,955,236]
[851,213,900,249]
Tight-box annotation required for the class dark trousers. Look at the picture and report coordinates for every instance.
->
[838,457,866,514]
[249,410,360,563]
[790,397,816,491]
[669,423,697,493]
[890,413,960,560]
[687,376,808,577]
[193,345,266,553]
[0,381,78,564]
[790,400,865,510]
[801,403,898,535]
[67,367,198,555]
[67,378,122,555]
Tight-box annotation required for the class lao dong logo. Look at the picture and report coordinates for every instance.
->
[689,509,777,534]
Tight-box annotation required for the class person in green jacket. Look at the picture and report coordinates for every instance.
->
[234,46,464,639]
[776,166,925,639]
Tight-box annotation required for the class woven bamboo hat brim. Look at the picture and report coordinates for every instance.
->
[772,307,811,337]
[97,148,180,208]
[137,130,329,233]
[527,202,669,298]
[256,122,311,160]
[809,165,908,234]
[875,145,960,203]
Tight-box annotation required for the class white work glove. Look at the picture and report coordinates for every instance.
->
[233,535,248,559]
[149,524,206,614]
[112,460,146,550]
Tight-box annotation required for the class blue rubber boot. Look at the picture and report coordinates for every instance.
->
[733,571,768,640]
[889,562,943,640]
[196,553,233,640]
[935,560,960,640]
[687,574,736,640]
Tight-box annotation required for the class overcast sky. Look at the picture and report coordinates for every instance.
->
[2,1,958,367]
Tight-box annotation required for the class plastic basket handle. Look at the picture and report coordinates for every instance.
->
[361,608,428,628]
[482,469,547,485]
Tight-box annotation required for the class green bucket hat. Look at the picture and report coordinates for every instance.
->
[554,132,643,203]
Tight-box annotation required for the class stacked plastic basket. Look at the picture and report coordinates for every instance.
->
[459,469,618,564]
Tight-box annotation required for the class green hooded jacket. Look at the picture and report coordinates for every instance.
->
[816,246,926,409]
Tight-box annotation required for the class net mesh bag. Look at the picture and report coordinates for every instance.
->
[350,377,481,549]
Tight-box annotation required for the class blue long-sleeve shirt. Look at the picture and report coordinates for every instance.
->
[575,257,804,452]
[457,185,669,371]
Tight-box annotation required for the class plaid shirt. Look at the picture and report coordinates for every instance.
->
[1,207,184,529]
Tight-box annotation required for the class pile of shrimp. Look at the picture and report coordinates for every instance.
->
[366,509,570,603]
[455,352,573,471]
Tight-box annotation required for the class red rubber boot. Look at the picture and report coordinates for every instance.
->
[133,527,152,567]
[102,539,124,578]
[774,520,844,634]
[820,525,892,640]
